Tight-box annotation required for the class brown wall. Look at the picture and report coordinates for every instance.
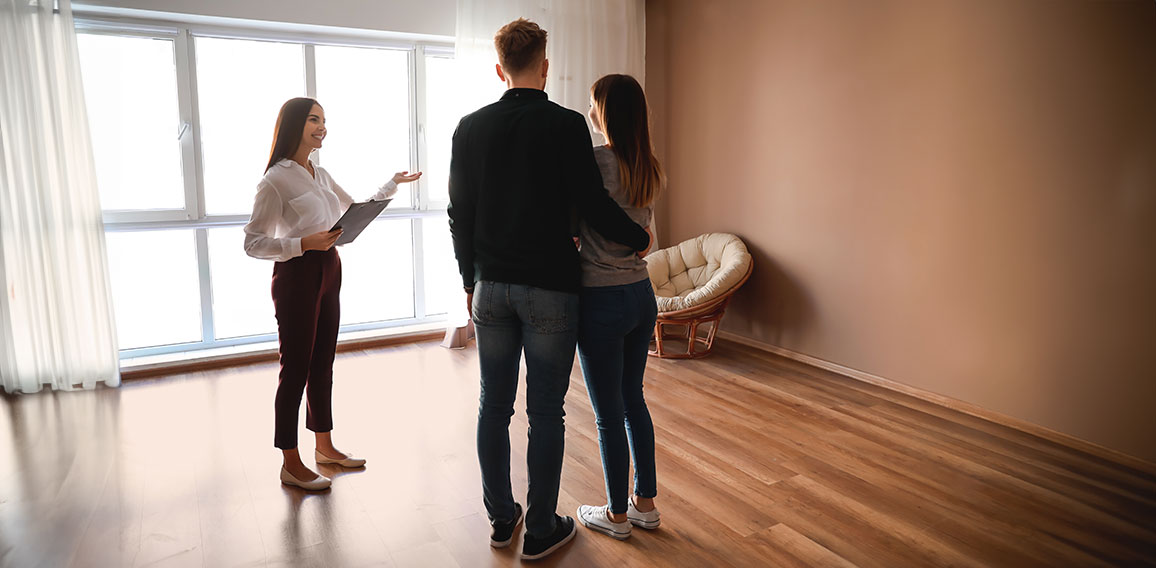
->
[646,0,1156,462]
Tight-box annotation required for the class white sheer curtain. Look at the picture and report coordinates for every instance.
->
[0,0,120,392]
[455,0,646,133]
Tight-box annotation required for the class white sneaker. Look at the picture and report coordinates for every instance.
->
[627,499,660,529]
[577,504,631,540]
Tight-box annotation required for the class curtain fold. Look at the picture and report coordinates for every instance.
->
[0,0,120,392]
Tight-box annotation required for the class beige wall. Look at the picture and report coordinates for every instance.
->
[646,0,1156,462]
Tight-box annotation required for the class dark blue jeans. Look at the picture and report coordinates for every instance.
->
[472,281,579,538]
[577,278,659,515]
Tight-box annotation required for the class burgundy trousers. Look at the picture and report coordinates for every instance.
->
[271,248,341,450]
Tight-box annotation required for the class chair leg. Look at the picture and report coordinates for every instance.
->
[703,319,719,352]
[651,320,664,356]
[687,321,699,356]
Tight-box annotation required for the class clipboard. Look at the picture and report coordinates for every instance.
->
[330,199,392,245]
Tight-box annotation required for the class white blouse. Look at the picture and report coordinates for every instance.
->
[243,159,398,261]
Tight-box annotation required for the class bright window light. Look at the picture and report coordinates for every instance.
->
[77,33,184,212]
[424,54,462,204]
[314,45,412,207]
[337,218,415,325]
[197,37,305,216]
[207,227,277,340]
[422,217,456,316]
[105,230,202,349]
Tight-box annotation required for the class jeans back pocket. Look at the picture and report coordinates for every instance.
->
[527,287,577,334]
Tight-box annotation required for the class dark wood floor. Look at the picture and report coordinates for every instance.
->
[1,340,1153,567]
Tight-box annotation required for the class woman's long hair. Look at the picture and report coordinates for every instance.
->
[591,75,664,208]
[265,97,320,173]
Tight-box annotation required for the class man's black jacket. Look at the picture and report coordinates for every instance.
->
[448,88,650,294]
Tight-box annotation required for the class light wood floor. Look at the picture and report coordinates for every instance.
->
[1,340,1153,567]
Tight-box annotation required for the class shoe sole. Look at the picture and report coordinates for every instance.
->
[490,509,524,548]
[315,453,366,467]
[628,517,660,530]
[521,521,576,560]
[316,460,366,467]
[280,479,330,491]
[578,509,631,540]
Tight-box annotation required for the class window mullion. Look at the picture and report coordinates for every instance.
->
[304,44,318,98]
[194,228,216,346]
[174,28,203,221]
[411,219,426,320]
[183,30,216,348]
[304,44,318,166]
[413,45,428,212]
[409,47,427,319]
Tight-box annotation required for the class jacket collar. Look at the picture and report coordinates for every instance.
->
[501,88,548,101]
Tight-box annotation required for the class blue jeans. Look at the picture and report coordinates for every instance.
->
[576,278,659,515]
[472,281,579,538]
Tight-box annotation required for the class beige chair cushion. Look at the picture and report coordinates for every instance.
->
[644,233,751,313]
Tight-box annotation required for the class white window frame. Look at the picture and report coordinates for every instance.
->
[419,45,456,211]
[75,12,455,360]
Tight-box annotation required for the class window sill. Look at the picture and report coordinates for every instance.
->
[120,321,448,380]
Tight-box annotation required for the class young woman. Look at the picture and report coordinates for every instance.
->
[243,97,420,490]
[575,75,664,539]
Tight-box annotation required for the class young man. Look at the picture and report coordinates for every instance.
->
[447,18,651,561]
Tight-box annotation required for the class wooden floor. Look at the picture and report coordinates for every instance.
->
[1,340,1153,567]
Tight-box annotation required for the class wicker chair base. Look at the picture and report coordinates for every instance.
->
[648,300,730,359]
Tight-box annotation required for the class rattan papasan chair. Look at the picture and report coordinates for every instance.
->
[644,233,752,358]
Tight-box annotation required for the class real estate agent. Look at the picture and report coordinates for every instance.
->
[243,97,420,491]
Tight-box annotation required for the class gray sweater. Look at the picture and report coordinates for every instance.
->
[578,146,653,287]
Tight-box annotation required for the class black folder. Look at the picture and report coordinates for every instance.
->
[330,199,392,245]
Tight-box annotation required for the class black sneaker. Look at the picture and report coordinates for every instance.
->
[521,514,576,560]
[490,503,524,548]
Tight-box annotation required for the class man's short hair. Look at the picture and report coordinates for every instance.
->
[494,18,547,76]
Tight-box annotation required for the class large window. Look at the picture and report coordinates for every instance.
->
[76,21,457,358]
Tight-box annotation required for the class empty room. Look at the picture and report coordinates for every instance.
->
[1,0,1153,566]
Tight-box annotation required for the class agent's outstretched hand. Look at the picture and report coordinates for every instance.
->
[392,171,423,185]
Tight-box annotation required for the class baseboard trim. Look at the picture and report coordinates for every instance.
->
[121,330,443,381]
[716,331,1156,475]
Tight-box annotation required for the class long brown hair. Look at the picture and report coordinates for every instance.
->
[591,75,664,208]
[265,97,320,173]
